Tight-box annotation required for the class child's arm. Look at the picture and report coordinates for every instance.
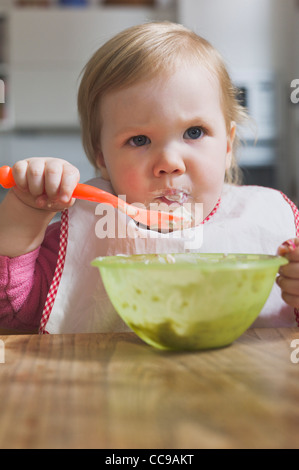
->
[0,221,60,333]
[0,158,80,257]
[277,238,299,308]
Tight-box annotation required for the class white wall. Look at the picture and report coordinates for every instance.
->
[177,0,298,198]
[177,0,293,72]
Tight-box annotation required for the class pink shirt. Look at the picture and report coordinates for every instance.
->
[0,222,60,331]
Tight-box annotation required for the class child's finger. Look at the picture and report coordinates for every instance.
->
[279,260,299,279]
[11,157,79,212]
[280,291,299,309]
[276,275,299,296]
[26,159,47,197]
[44,159,64,199]
[12,159,29,191]
[277,238,299,261]
[59,162,80,203]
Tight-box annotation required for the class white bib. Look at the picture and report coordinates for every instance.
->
[39,179,298,334]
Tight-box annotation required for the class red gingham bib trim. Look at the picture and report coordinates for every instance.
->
[203,198,221,224]
[279,191,299,237]
[39,209,69,334]
[279,191,299,326]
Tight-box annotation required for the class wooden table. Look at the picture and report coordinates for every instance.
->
[0,328,298,449]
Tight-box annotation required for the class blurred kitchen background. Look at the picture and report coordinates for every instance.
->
[1,0,299,203]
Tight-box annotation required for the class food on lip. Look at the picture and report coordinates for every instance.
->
[145,190,194,231]
[152,189,194,230]
[152,188,190,203]
[162,192,188,204]
[171,205,194,229]
[119,189,194,232]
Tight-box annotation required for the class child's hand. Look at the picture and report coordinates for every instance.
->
[276,238,299,308]
[11,157,80,212]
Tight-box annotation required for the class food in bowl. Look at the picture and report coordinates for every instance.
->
[92,253,288,351]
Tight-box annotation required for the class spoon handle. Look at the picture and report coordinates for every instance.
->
[0,165,183,229]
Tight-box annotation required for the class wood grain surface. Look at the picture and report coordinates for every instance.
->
[0,328,298,449]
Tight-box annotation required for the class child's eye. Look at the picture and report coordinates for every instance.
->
[183,126,204,140]
[128,135,151,147]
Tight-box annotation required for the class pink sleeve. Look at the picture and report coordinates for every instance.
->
[0,221,60,332]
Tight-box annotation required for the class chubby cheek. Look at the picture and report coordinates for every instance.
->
[110,165,144,201]
[191,159,224,189]
[189,157,227,216]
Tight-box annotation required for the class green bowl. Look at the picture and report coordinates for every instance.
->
[92,253,287,351]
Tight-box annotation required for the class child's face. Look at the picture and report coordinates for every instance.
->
[97,63,235,220]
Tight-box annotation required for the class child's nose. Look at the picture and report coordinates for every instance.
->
[153,147,186,177]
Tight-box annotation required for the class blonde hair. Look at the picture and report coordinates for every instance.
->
[77,21,248,184]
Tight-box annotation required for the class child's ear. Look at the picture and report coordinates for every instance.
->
[96,151,110,181]
[225,121,236,170]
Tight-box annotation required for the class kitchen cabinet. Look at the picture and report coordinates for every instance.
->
[1,5,175,129]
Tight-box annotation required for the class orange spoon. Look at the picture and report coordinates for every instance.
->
[0,165,186,230]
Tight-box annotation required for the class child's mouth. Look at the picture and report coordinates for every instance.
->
[153,190,190,206]
[134,188,196,231]
[150,190,194,230]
